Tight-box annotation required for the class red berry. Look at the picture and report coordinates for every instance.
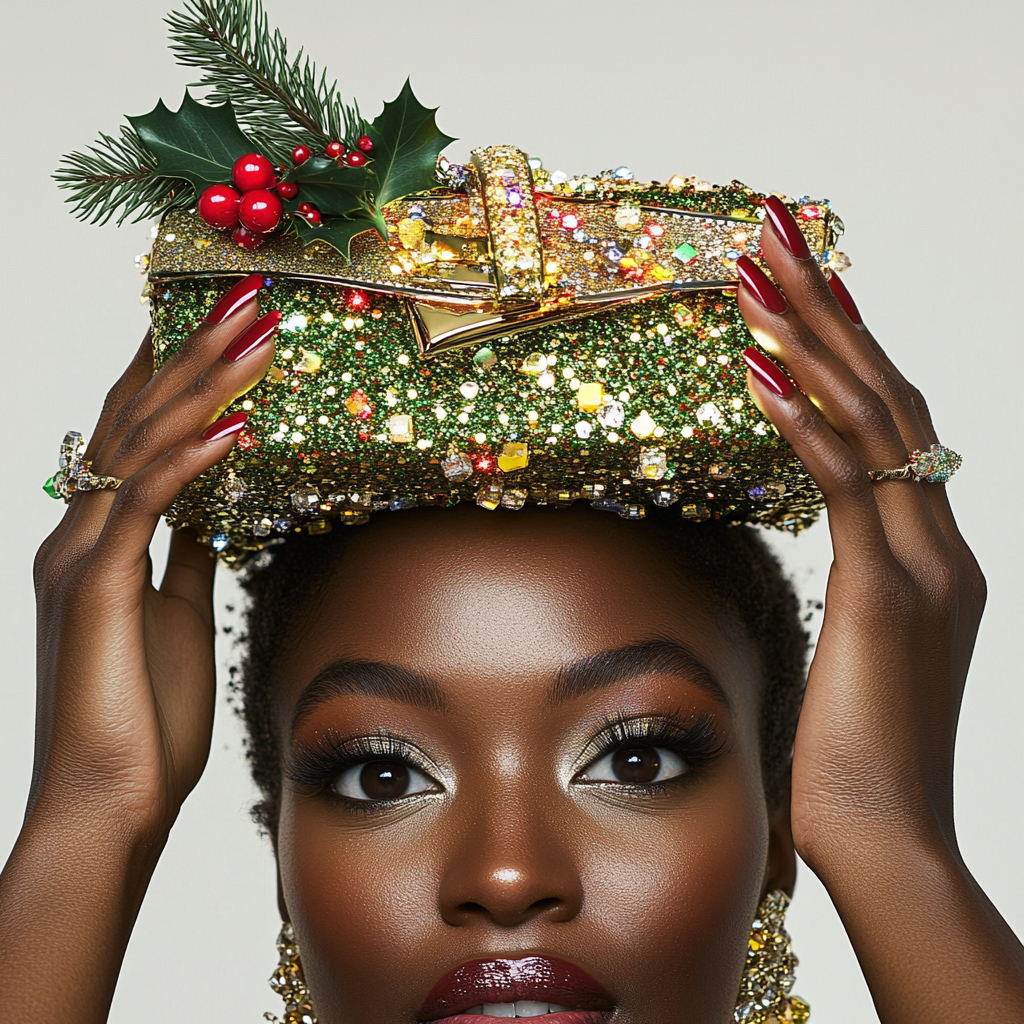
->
[232,224,264,249]
[277,181,298,200]
[298,202,313,214]
[291,145,312,165]
[345,151,367,167]
[238,190,283,233]
[325,141,344,158]
[357,135,374,152]
[198,184,241,228]
[232,153,276,193]
[303,208,322,227]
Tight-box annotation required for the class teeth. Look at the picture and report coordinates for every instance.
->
[468,1003,572,1018]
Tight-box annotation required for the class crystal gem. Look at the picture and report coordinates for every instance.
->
[673,243,698,264]
[459,381,480,400]
[294,349,322,374]
[572,228,588,242]
[344,389,373,420]
[798,204,823,220]
[520,352,548,374]
[696,402,723,426]
[596,399,625,429]
[497,442,529,472]
[561,213,579,230]
[637,448,668,480]
[387,414,414,442]
[681,503,711,521]
[748,482,768,500]
[253,518,272,537]
[575,421,593,440]
[221,471,248,505]
[211,534,230,552]
[272,517,293,533]
[389,497,418,511]
[43,475,59,499]
[576,381,604,412]
[537,371,556,390]
[652,487,677,507]
[613,166,634,180]
[473,346,497,371]
[725,248,741,261]
[440,452,474,482]
[500,487,527,510]
[290,487,321,511]
[614,205,641,229]
[407,204,426,220]
[828,251,852,272]
[629,410,657,439]
[618,504,646,520]
[477,480,503,510]
[605,246,624,262]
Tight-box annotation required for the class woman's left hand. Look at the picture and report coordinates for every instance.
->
[737,200,1024,1022]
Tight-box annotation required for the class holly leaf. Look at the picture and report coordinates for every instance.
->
[366,79,456,210]
[127,92,254,194]
[282,156,375,219]
[290,215,379,260]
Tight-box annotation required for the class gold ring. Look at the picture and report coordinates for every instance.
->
[868,443,962,484]
[43,431,124,502]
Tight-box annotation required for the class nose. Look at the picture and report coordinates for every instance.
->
[438,795,584,928]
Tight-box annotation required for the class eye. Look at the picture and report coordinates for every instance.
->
[579,745,689,785]
[332,759,438,802]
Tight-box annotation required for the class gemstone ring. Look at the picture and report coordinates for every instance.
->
[868,443,962,484]
[43,430,124,501]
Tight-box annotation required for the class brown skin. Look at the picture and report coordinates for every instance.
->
[2,217,1023,1023]
[273,506,789,1024]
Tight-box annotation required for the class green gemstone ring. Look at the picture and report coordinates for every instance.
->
[868,444,962,484]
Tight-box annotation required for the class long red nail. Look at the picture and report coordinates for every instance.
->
[828,273,863,325]
[202,411,248,442]
[743,346,795,398]
[764,196,812,260]
[206,273,265,324]
[223,310,281,362]
[736,255,788,314]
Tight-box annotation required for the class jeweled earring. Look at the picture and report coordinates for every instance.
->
[264,922,318,1024]
[733,890,810,1024]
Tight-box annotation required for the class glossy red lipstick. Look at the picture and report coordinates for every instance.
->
[418,955,613,1022]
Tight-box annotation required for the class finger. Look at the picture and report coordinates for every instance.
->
[92,274,267,473]
[740,347,895,572]
[83,332,155,463]
[760,201,932,457]
[67,313,275,552]
[160,528,216,628]
[736,265,946,567]
[89,413,250,577]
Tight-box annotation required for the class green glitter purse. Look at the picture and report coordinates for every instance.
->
[57,0,848,564]
[146,149,846,563]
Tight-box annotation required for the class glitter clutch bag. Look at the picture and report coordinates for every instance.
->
[147,149,845,563]
[57,0,848,564]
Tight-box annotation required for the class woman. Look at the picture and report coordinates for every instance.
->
[2,203,1023,1022]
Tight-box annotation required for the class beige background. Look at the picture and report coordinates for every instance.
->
[1,1,1021,1021]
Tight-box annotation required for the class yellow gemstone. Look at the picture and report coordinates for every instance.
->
[577,382,604,412]
[667,174,687,192]
[651,265,673,282]
[520,352,548,374]
[387,414,414,442]
[398,217,426,250]
[293,349,322,374]
[497,442,529,472]
[477,480,503,510]
[629,410,657,439]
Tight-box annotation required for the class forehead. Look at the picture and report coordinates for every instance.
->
[272,508,764,727]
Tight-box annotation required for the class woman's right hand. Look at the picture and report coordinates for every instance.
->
[30,274,277,839]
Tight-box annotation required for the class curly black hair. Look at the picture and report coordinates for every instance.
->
[232,507,809,833]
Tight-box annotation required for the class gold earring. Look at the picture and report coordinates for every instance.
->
[733,890,810,1024]
[264,922,318,1024]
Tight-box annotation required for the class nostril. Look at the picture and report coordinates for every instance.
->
[530,897,560,912]
[457,901,488,914]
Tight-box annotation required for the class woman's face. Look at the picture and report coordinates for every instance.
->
[271,508,794,1024]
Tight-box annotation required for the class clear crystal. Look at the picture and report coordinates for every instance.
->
[500,488,527,510]
[440,452,474,482]
[290,487,321,511]
[596,399,625,428]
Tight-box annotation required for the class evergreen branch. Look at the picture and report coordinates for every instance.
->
[166,0,367,165]
[54,125,193,226]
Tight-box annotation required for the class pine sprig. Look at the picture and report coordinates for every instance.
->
[166,0,367,163]
[54,125,191,226]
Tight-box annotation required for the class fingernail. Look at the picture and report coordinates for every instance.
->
[206,273,265,324]
[736,255,788,314]
[764,196,812,260]
[202,411,248,442]
[743,346,795,398]
[827,272,864,326]
[223,310,281,362]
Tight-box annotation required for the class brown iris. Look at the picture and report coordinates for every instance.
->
[612,746,662,784]
[359,760,411,800]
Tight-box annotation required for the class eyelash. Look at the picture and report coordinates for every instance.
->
[284,713,725,810]
[576,712,726,788]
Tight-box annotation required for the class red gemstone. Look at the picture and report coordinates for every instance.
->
[232,153,277,193]
[232,224,264,249]
[303,208,322,227]
[198,184,241,228]
[345,151,367,167]
[238,190,283,233]
[277,181,298,200]
[357,135,374,152]
[346,289,370,311]
[291,145,312,165]
[325,141,344,158]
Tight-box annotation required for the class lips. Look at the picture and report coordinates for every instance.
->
[418,955,614,1022]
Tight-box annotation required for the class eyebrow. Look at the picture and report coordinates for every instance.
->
[548,639,731,710]
[291,661,448,734]
[291,639,730,736]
